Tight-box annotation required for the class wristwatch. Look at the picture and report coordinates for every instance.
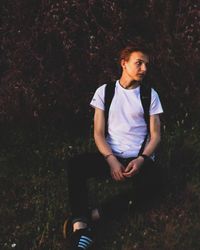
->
[140,154,149,162]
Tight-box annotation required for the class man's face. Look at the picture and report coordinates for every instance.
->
[121,51,149,81]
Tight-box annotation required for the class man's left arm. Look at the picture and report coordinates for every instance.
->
[123,114,161,177]
[139,114,161,157]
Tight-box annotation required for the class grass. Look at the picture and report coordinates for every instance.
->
[1,126,200,250]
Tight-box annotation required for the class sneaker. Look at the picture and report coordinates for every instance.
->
[63,216,73,239]
[70,227,94,250]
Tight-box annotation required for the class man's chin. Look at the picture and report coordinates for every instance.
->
[137,75,145,80]
[133,77,143,82]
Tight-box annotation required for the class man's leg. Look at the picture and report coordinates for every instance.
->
[98,158,161,219]
[132,158,161,210]
[67,152,110,228]
[96,157,136,221]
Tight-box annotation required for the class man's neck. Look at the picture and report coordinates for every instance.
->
[119,78,141,89]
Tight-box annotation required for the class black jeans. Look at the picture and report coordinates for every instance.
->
[67,152,159,224]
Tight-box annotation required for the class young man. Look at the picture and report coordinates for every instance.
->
[64,41,163,249]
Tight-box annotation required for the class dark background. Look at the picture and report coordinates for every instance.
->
[0,1,200,249]
[0,0,199,144]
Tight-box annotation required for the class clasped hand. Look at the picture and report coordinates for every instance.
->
[108,157,144,181]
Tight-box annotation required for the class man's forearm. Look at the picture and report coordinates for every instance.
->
[141,134,161,157]
[94,134,114,157]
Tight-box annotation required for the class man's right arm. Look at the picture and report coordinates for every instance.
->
[93,107,112,156]
[93,107,125,181]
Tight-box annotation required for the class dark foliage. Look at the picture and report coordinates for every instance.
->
[0,0,199,141]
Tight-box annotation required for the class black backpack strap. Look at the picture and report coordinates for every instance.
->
[104,82,116,136]
[138,83,151,156]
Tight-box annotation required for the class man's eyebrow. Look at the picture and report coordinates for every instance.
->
[135,59,149,64]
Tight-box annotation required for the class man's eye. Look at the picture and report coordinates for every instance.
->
[136,61,142,66]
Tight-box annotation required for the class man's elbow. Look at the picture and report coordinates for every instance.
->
[151,133,161,145]
[94,131,104,141]
[156,134,161,144]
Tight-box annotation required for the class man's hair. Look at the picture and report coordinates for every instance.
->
[119,39,151,65]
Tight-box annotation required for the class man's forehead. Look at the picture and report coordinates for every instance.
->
[130,51,149,62]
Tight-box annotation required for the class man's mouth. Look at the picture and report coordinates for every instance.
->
[137,74,145,78]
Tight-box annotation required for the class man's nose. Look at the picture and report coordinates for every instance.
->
[141,63,147,72]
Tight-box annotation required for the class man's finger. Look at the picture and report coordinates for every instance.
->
[124,165,132,173]
[113,171,121,181]
[116,171,125,181]
[123,168,135,177]
[112,172,117,180]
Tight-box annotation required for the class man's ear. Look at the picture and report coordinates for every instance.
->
[121,59,126,69]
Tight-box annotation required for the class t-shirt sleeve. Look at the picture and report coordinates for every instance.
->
[150,89,164,115]
[90,84,106,110]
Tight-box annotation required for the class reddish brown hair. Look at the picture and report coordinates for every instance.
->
[119,40,150,65]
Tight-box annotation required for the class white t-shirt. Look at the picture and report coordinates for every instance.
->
[90,80,163,158]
